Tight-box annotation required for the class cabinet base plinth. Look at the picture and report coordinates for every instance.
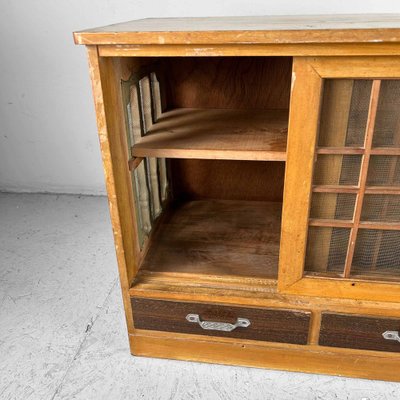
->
[129,331,400,382]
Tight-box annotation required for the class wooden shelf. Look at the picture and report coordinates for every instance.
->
[132,108,288,161]
[136,199,281,282]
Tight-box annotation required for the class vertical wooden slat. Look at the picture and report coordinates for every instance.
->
[130,85,152,235]
[135,81,146,139]
[150,72,162,122]
[147,157,162,218]
[150,71,169,202]
[278,58,323,290]
[130,84,143,143]
[140,76,162,217]
[140,76,153,132]
[343,80,382,277]
[158,158,169,203]
[308,311,322,345]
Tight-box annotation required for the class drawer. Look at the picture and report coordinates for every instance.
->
[131,298,311,345]
[320,313,400,353]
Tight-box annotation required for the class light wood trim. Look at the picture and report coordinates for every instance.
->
[130,273,400,317]
[313,185,400,195]
[133,148,286,162]
[313,185,359,193]
[133,149,287,161]
[315,147,400,157]
[309,219,400,231]
[283,276,400,303]
[97,43,400,57]
[309,219,353,228]
[343,80,381,277]
[365,186,400,194]
[128,157,144,171]
[316,147,364,155]
[130,332,400,382]
[370,148,400,155]
[308,311,322,345]
[86,47,138,333]
[308,56,400,78]
[131,108,288,162]
[359,221,400,230]
[74,15,400,46]
[133,327,400,359]
[278,57,323,290]
[133,270,277,291]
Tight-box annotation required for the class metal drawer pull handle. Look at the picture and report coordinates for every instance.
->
[186,313,250,332]
[382,331,400,342]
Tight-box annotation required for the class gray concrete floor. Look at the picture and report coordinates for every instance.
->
[1,193,400,400]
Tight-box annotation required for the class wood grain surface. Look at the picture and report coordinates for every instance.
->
[131,298,311,344]
[320,312,400,352]
[278,57,323,290]
[98,43,400,58]
[170,159,284,202]
[164,57,292,110]
[130,331,400,382]
[131,108,288,161]
[139,199,282,279]
[74,14,400,45]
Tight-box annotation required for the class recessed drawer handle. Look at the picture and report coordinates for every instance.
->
[186,313,251,332]
[382,331,400,343]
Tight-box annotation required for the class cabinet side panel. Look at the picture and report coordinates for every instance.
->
[86,46,139,332]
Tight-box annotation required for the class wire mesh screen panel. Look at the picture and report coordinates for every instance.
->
[318,80,371,147]
[310,193,356,220]
[313,155,362,186]
[304,78,400,281]
[373,80,400,148]
[305,227,351,274]
[366,156,400,186]
[345,80,373,146]
[351,230,400,277]
[361,194,400,222]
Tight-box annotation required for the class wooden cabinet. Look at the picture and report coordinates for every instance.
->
[74,14,400,382]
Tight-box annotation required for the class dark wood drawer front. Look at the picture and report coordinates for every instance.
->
[320,313,400,353]
[132,298,310,344]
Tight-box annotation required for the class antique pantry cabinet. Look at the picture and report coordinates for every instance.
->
[74,15,400,381]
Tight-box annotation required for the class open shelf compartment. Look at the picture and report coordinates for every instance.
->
[136,198,281,282]
[121,56,290,288]
[123,56,291,162]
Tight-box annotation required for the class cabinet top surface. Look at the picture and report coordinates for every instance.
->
[74,14,400,45]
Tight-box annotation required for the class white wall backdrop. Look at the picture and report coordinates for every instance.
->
[1,1,400,194]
